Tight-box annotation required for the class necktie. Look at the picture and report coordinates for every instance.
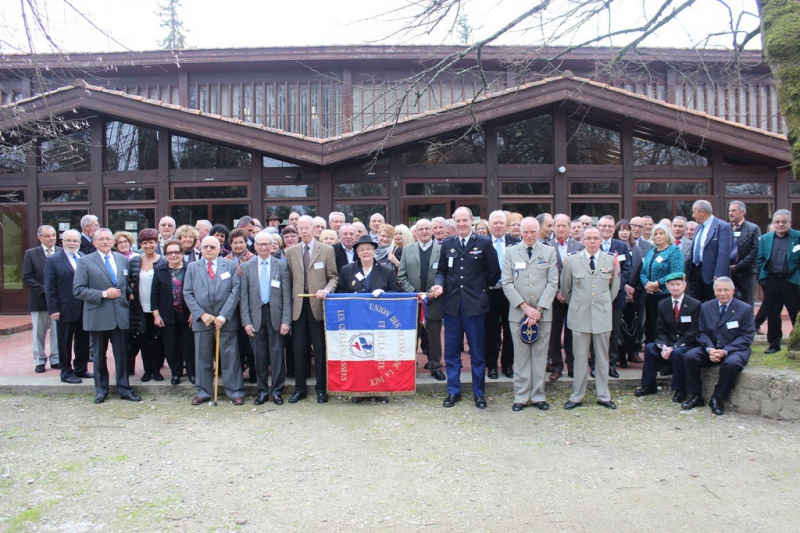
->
[494,238,504,266]
[675,239,680,245]
[206,260,215,280]
[693,223,705,265]
[602,242,609,253]
[719,304,727,319]
[104,255,117,285]
[260,260,270,305]
[70,253,78,270]
[461,238,466,249]
[302,244,310,292]
[589,255,595,273]
[46,248,53,257]
[674,300,680,321]
[527,246,533,259]
[730,224,739,264]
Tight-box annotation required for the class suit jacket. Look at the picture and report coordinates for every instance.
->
[333,243,355,274]
[397,242,442,320]
[79,234,96,256]
[44,250,83,322]
[239,255,292,333]
[637,238,655,256]
[732,220,761,275]
[690,216,733,284]
[183,258,241,332]
[337,261,398,294]
[22,245,61,312]
[554,238,584,289]
[561,251,621,334]
[72,251,132,331]
[602,238,631,308]
[488,234,521,287]
[696,298,755,359]
[654,294,701,348]
[150,260,189,324]
[434,233,501,317]
[756,228,800,286]
[285,241,339,321]
[502,241,558,323]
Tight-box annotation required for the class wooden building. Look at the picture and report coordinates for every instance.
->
[0,45,794,312]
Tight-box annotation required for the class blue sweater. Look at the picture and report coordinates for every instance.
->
[640,244,684,295]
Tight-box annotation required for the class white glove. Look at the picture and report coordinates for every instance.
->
[372,289,384,298]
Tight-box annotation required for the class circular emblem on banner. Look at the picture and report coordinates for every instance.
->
[519,322,539,344]
[349,333,375,358]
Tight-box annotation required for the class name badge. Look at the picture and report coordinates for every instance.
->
[680,316,692,323]
[432,262,438,269]
[123,269,128,276]
[270,279,281,288]
[220,271,231,280]
[514,261,526,270]
[733,231,741,238]
[313,261,324,270]
[793,245,800,254]
[655,256,664,263]
[355,273,364,281]
[448,257,454,268]
[726,320,739,329]
[617,255,626,262]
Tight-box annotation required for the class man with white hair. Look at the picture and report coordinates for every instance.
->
[688,200,732,302]
[686,221,698,240]
[444,219,456,237]
[432,217,447,245]
[333,223,358,273]
[328,211,345,233]
[728,200,761,307]
[79,214,99,255]
[158,216,177,255]
[195,220,212,241]
[312,216,328,239]
[369,213,385,242]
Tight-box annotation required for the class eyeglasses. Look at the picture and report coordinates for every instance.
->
[630,224,643,228]
[255,242,272,247]
[773,220,789,224]
[166,251,182,256]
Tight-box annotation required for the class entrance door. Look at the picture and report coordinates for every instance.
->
[0,203,28,314]
[401,178,487,226]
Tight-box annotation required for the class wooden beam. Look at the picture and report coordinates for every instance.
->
[89,118,103,224]
[553,108,567,215]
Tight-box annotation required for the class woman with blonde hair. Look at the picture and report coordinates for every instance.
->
[394,224,414,247]
[320,229,339,246]
[113,231,138,258]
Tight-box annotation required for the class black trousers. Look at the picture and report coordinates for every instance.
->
[253,304,285,396]
[607,306,624,370]
[56,317,90,379]
[644,293,670,344]
[643,343,690,391]
[733,271,757,307]
[548,299,573,373]
[484,288,514,372]
[688,266,715,302]
[162,313,194,378]
[293,299,326,394]
[140,313,164,377]
[684,347,748,400]
[91,327,132,397]
[764,274,800,349]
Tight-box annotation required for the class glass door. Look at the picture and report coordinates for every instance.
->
[0,203,28,313]
[401,178,487,226]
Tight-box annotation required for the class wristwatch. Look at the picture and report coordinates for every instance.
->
[102,291,108,299]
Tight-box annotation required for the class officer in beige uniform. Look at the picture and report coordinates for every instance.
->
[502,217,558,412]
[561,226,621,410]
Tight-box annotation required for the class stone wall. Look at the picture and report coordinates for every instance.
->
[707,366,800,420]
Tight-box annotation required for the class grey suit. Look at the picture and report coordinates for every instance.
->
[397,242,443,372]
[502,241,558,404]
[73,251,133,397]
[183,258,244,400]
[240,256,292,396]
[561,251,621,403]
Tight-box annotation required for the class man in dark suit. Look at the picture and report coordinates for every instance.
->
[241,230,292,406]
[755,209,800,354]
[431,206,501,409]
[184,236,244,405]
[22,224,61,373]
[78,214,98,256]
[333,223,358,274]
[484,210,520,379]
[594,215,632,378]
[672,216,693,264]
[44,229,92,384]
[630,217,655,256]
[73,228,141,404]
[397,218,445,381]
[688,199,733,302]
[681,277,755,415]
[548,214,584,380]
[635,272,700,402]
[728,200,761,307]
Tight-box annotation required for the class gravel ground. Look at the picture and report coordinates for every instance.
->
[0,390,798,532]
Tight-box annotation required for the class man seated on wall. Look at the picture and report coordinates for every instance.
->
[680,276,755,416]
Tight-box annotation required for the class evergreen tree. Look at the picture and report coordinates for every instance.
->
[157,0,187,50]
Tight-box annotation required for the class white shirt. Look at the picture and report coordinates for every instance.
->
[418,240,433,252]
[344,246,355,263]
[41,243,55,257]
[138,269,155,313]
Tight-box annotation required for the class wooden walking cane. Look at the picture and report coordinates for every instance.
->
[210,328,220,407]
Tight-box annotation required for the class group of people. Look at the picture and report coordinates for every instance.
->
[21,199,799,414]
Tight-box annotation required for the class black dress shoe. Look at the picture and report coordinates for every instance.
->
[681,394,704,410]
[93,393,108,404]
[532,401,550,411]
[152,372,164,382]
[672,390,687,403]
[512,403,525,412]
[609,368,620,378]
[567,371,574,378]
[590,370,596,378]
[474,396,487,409]
[50,363,60,370]
[35,364,46,373]
[378,396,390,404]
[286,372,295,379]
[288,392,307,404]
[634,385,657,397]
[549,371,562,382]
[597,400,617,409]
[317,392,329,404]
[564,400,582,410]
[248,372,257,384]
[502,368,514,379]
[431,370,446,381]
[272,393,284,405]
[351,397,365,404]
[764,347,781,354]
[709,396,724,415]
[488,369,499,379]
[188,375,196,385]
[254,394,270,405]
[61,376,82,384]
[443,393,462,408]
[170,376,181,385]
[120,393,142,402]
[75,372,94,379]
[618,361,628,369]
[423,361,432,370]
[141,373,152,383]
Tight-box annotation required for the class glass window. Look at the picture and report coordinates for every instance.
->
[41,209,88,237]
[263,156,300,168]
[107,208,156,234]
[41,129,92,172]
[791,182,800,196]
[401,131,486,165]
[570,202,619,221]
[405,182,483,196]
[570,182,620,195]
[792,203,800,229]
[171,205,209,226]
[0,145,27,171]
[107,188,156,202]
[266,204,317,221]
[1,211,24,290]
[0,190,25,202]
[41,189,90,203]
[104,121,158,171]
[170,135,251,169]
[501,202,553,217]
[497,115,553,164]
[265,184,317,198]
[635,201,674,222]
[637,182,710,195]
[501,182,551,195]
[566,120,620,165]
[211,204,252,229]
[632,137,708,165]
[173,186,249,200]
[725,182,773,196]
[335,183,388,197]
[741,202,772,232]
[335,203,387,225]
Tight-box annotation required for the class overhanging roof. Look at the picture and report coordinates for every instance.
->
[1,75,791,166]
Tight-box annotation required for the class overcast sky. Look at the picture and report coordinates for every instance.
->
[1,0,762,54]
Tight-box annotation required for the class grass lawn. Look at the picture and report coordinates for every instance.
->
[749,343,800,371]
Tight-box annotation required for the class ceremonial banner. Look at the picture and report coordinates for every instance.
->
[324,293,419,396]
